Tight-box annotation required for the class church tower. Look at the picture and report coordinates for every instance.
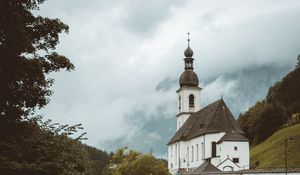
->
[176,34,202,131]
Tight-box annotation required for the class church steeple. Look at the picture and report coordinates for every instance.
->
[184,32,194,70]
[176,33,202,131]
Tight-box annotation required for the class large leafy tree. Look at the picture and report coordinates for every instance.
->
[0,0,74,121]
[0,1,97,174]
[105,148,170,175]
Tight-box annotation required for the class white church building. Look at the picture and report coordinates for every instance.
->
[167,37,250,174]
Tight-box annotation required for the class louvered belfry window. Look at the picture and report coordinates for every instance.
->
[189,94,194,107]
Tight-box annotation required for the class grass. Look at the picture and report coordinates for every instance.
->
[250,123,300,169]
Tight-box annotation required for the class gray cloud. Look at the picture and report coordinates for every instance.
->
[36,0,300,153]
[102,63,292,157]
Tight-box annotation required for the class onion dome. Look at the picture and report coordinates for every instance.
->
[184,46,193,57]
[179,70,199,87]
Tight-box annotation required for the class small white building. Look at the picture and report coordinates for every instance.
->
[167,39,250,174]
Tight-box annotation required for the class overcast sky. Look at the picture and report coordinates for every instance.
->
[37,0,300,155]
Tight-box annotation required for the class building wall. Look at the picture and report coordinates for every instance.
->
[168,132,228,174]
[217,141,250,170]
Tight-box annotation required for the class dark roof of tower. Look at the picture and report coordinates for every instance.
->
[179,70,199,87]
[194,161,221,172]
[167,99,245,145]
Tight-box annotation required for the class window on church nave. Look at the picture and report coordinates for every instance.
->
[187,147,189,163]
[234,146,238,151]
[196,144,199,161]
[178,95,181,111]
[211,142,216,157]
[191,146,194,162]
[201,143,204,159]
[189,94,194,107]
[175,144,177,164]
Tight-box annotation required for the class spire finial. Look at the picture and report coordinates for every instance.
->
[187,32,190,47]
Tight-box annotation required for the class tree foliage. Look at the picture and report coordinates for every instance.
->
[0,0,74,121]
[0,1,112,174]
[238,55,300,145]
[0,116,89,174]
[84,144,110,175]
[105,148,170,175]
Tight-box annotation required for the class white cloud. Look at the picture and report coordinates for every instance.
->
[37,0,300,150]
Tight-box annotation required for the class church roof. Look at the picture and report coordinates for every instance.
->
[217,132,249,143]
[168,99,245,145]
[194,161,221,172]
[179,69,199,87]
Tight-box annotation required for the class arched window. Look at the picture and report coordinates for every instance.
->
[192,146,194,162]
[196,144,199,161]
[178,95,181,111]
[211,142,216,157]
[189,94,194,107]
[187,147,189,163]
[175,144,177,164]
[201,142,204,159]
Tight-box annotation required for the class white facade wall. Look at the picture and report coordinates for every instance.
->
[168,132,229,174]
[218,141,250,170]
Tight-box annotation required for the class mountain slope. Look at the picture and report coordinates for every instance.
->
[250,123,300,168]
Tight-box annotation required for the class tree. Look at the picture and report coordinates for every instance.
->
[0,0,74,121]
[297,54,300,68]
[238,55,300,145]
[0,116,89,174]
[0,1,99,174]
[252,102,288,144]
[106,148,170,175]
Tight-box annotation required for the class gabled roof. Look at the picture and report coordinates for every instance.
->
[216,157,240,170]
[194,161,221,172]
[217,132,249,143]
[168,99,245,145]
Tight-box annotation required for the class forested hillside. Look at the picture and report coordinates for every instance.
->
[238,55,300,145]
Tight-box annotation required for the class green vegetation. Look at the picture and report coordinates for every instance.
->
[0,0,110,174]
[238,55,300,168]
[238,55,300,145]
[0,115,111,174]
[104,148,170,175]
[250,123,300,168]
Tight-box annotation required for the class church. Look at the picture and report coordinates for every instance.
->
[167,37,250,174]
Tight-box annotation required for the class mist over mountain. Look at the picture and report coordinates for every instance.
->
[102,63,293,157]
